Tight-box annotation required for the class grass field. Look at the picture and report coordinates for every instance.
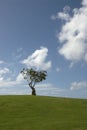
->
[0,95,87,130]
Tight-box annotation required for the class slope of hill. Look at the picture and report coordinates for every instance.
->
[0,95,87,130]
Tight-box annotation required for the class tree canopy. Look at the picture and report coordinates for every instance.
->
[21,68,47,95]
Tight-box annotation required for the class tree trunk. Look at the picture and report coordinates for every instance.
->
[29,83,36,95]
[31,87,36,95]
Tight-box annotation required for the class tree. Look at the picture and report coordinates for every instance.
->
[21,68,47,95]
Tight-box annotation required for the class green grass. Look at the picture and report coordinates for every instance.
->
[0,95,87,130]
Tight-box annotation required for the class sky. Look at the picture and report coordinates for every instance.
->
[0,0,87,98]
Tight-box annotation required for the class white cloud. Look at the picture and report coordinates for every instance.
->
[0,80,20,87]
[35,83,66,97]
[82,0,87,6]
[54,0,87,65]
[16,73,24,82]
[0,67,10,81]
[21,47,51,70]
[0,72,24,88]
[0,81,67,97]
[70,81,87,90]
[51,6,71,21]
[0,77,4,81]
[57,12,70,21]
[0,61,5,64]
[0,67,24,87]
[0,68,10,75]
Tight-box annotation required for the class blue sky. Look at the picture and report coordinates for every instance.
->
[0,0,87,98]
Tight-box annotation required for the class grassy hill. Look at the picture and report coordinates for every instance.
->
[0,95,87,130]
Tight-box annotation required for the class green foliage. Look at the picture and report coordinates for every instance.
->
[0,95,87,130]
[21,68,47,84]
[21,68,47,95]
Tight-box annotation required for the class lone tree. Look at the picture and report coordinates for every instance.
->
[21,68,47,95]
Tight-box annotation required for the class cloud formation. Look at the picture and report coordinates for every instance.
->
[36,83,66,97]
[16,73,24,82]
[0,72,25,88]
[0,67,10,81]
[52,0,87,65]
[0,60,5,64]
[0,68,10,75]
[70,81,87,90]
[51,6,71,21]
[21,47,51,70]
[82,0,87,6]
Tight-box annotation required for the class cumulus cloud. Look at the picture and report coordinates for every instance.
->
[82,0,87,6]
[51,6,71,21]
[21,47,51,70]
[53,0,87,65]
[70,81,87,90]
